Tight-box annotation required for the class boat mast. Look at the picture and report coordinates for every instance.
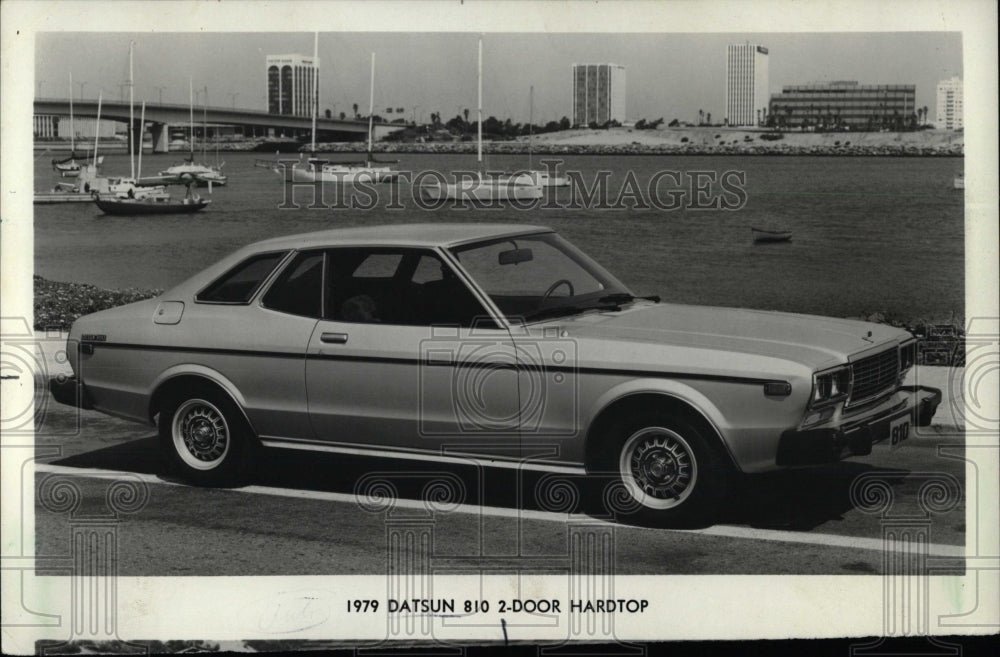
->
[93,91,102,165]
[128,41,135,180]
[202,86,208,160]
[310,32,318,156]
[69,72,75,154]
[477,37,483,175]
[528,85,533,171]
[367,52,375,163]
[138,101,145,178]
[188,78,194,162]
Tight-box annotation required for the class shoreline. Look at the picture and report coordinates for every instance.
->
[35,127,964,158]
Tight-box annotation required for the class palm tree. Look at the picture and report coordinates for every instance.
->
[698,109,704,125]
[352,102,359,119]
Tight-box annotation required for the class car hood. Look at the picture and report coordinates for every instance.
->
[550,302,908,371]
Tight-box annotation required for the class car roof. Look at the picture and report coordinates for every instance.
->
[249,223,554,251]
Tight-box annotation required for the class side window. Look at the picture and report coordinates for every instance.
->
[197,251,287,304]
[353,253,402,278]
[411,255,444,284]
[262,251,325,318]
[325,248,495,328]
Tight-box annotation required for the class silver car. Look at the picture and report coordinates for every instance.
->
[51,223,941,524]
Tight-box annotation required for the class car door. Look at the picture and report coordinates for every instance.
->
[304,247,522,461]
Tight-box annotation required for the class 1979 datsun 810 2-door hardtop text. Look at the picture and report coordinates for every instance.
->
[51,223,941,524]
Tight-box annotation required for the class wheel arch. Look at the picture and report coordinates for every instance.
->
[148,366,257,436]
[583,384,740,475]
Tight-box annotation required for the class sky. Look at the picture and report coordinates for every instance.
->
[35,31,962,125]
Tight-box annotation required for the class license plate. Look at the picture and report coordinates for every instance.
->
[889,415,911,450]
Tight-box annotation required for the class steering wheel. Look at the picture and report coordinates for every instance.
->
[542,279,575,301]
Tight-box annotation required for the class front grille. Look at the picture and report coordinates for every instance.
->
[848,347,900,407]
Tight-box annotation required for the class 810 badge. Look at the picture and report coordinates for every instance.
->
[889,415,911,449]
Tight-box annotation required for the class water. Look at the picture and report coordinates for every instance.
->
[34,152,964,323]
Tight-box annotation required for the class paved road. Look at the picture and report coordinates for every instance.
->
[28,365,968,576]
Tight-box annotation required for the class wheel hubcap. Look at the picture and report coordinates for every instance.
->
[172,399,230,470]
[619,427,697,510]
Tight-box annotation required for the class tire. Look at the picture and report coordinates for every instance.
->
[602,411,729,527]
[158,385,257,486]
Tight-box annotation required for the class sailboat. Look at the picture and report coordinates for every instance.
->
[37,91,145,203]
[290,39,399,184]
[94,44,208,215]
[156,80,228,187]
[51,73,104,177]
[421,38,542,201]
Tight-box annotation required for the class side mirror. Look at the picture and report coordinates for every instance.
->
[498,248,533,266]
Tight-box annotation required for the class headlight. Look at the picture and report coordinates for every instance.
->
[811,366,851,407]
[899,339,917,379]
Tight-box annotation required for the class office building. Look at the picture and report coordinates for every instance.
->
[572,64,626,126]
[267,53,319,116]
[769,82,916,130]
[726,44,769,126]
[935,77,963,130]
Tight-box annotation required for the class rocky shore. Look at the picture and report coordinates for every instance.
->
[34,276,160,330]
[250,126,963,157]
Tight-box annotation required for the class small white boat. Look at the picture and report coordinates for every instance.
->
[157,159,228,187]
[290,157,400,184]
[517,169,570,188]
[953,173,964,190]
[421,174,543,202]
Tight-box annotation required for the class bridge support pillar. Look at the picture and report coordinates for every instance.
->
[126,119,144,155]
[150,122,169,153]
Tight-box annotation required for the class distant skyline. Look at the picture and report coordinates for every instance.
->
[35,31,961,125]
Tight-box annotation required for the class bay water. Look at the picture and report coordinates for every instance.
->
[33,152,964,323]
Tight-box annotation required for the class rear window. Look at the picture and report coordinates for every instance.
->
[197,251,288,304]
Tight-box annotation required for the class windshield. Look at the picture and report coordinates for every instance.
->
[449,232,633,322]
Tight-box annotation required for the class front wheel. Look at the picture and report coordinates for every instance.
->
[604,413,729,526]
[159,386,257,486]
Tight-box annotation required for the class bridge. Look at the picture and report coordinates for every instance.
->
[34,98,407,152]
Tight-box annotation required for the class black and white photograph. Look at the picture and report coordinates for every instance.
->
[1,0,997,653]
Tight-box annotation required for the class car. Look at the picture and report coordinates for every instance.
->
[50,223,941,524]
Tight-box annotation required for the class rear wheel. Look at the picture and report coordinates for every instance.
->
[158,385,257,486]
[604,412,729,526]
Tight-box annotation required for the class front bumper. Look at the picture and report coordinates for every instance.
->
[49,375,93,410]
[775,385,941,466]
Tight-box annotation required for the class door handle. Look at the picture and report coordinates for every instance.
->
[320,332,349,344]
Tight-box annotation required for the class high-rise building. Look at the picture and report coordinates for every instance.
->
[726,44,769,127]
[935,77,963,130]
[266,54,319,116]
[572,64,626,126]
[769,82,916,130]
